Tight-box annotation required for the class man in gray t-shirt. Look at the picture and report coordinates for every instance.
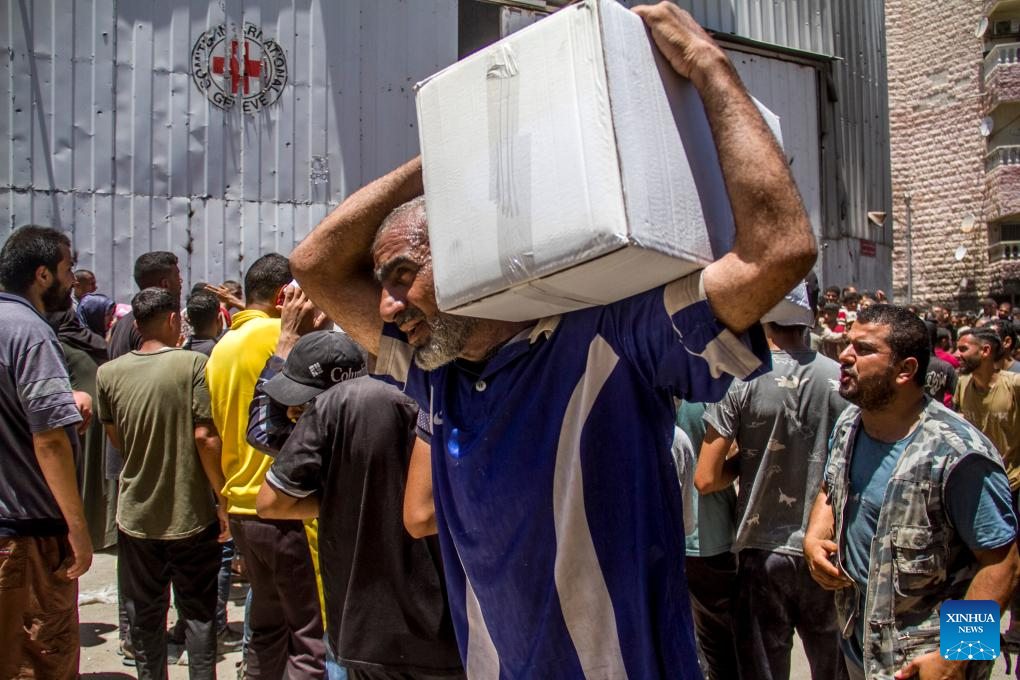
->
[696,317,849,680]
[0,226,89,680]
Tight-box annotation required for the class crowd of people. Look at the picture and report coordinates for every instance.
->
[1,233,463,680]
[678,281,1020,680]
[3,6,1020,680]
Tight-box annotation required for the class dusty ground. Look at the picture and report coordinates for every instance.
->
[76,548,1016,679]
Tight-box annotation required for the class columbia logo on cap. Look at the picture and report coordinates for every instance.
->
[308,362,323,377]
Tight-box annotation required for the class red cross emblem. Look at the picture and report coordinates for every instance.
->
[192,23,288,113]
[211,39,262,95]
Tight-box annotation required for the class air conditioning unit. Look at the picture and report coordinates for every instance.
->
[991,19,1020,37]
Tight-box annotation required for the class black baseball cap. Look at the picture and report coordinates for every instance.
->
[262,331,366,406]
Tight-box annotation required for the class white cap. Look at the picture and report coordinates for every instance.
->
[761,282,815,327]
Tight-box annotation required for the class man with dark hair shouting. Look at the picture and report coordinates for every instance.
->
[804,305,1020,680]
[0,225,91,680]
[290,5,816,678]
[97,287,228,679]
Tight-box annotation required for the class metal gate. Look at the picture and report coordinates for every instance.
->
[2,0,457,300]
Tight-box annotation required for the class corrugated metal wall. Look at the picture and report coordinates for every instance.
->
[618,0,892,290]
[1,0,458,300]
[671,0,834,49]
[3,0,889,299]
[664,0,891,242]
[724,49,822,248]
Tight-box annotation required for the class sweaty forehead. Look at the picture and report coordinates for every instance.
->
[373,226,414,267]
[849,321,890,346]
[374,220,431,267]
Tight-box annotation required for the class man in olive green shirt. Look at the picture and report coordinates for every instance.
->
[955,326,1020,648]
[955,328,1020,489]
[97,288,229,680]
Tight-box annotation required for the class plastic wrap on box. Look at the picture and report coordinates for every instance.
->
[415,0,783,321]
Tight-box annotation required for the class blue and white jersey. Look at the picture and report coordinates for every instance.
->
[373,271,770,680]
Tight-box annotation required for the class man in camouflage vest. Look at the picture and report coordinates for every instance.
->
[803,304,1020,680]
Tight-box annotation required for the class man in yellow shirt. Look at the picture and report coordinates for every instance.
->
[206,254,326,679]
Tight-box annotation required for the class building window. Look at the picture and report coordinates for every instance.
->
[989,222,1020,261]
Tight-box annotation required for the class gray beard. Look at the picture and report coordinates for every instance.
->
[412,312,479,371]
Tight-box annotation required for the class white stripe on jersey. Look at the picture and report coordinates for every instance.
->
[552,334,629,679]
[462,550,501,679]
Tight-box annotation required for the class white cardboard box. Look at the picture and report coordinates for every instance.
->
[415,0,781,321]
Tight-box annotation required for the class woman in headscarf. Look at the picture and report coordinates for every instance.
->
[77,292,116,337]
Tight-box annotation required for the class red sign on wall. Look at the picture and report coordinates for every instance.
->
[860,239,877,258]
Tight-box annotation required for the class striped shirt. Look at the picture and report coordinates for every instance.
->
[373,271,770,679]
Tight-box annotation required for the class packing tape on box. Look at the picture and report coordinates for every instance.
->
[486,43,536,287]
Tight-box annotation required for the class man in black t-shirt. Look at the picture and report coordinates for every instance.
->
[256,338,463,680]
[182,290,225,357]
[108,252,182,361]
[924,321,957,408]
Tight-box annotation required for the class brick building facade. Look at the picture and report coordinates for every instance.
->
[887,0,1020,308]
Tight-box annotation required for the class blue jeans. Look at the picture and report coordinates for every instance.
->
[242,586,253,655]
[324,636,347,680]
[216,540,235,632]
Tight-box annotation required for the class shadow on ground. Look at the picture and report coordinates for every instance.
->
[80,622,118,648]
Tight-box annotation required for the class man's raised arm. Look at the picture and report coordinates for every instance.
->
[290,157,424,355]
[635,4,817,334]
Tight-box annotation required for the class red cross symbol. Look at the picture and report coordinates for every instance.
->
[212,39,262,95]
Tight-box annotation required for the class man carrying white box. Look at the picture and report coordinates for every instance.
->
[291,3,816,679]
